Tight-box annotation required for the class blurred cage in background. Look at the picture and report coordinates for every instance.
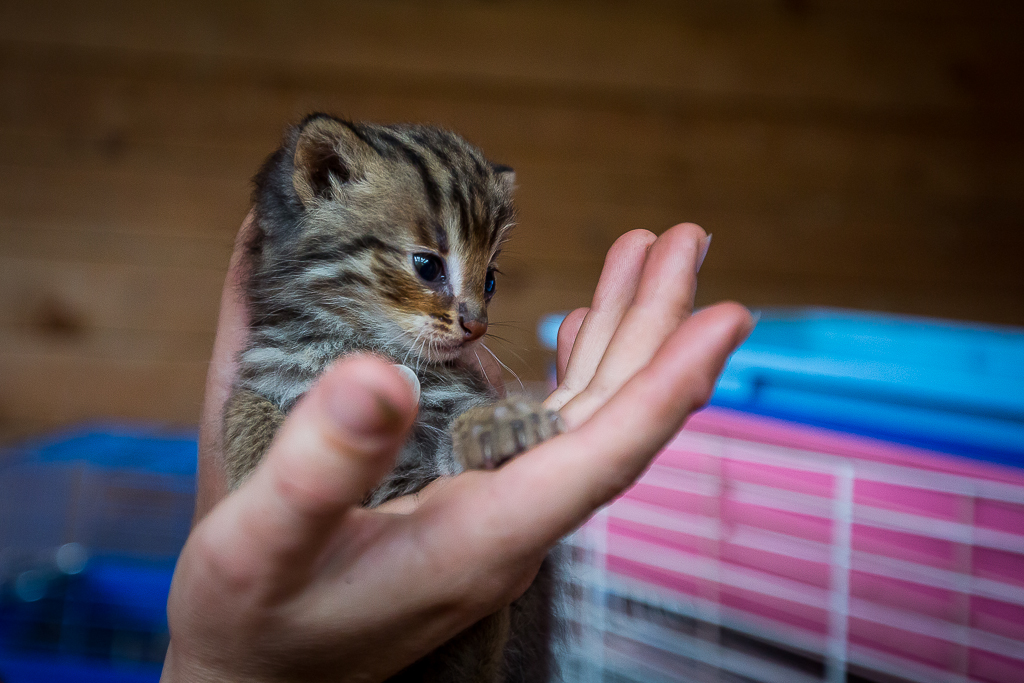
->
[1,309,1023,683]
[0,430,196,683]
[556,310,1024,683]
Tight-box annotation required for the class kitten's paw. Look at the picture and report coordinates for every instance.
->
[451,397,566,470]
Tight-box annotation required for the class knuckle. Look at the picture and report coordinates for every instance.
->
[707,300,752,326]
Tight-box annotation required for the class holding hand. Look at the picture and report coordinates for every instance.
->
[161,219,753,683]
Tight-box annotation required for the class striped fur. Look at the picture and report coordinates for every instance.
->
[228,115,516,501]
[223,115,553,681]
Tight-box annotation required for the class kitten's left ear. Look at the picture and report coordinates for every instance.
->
[491,163,516,194]
[292,115,373,205]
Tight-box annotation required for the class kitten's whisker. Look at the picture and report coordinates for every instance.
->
[483,332,526,350]
[404,329,425,367]
[473,350,495,392]
[484,334,529,366]
[417,423,447,439]
[481,343,525,393]
[422,335,436,372]
[486,321,531,337]
[414,334,427,374]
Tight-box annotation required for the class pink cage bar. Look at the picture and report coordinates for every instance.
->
[565,406,1024,683]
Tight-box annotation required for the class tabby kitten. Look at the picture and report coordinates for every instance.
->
[223,114,556,682]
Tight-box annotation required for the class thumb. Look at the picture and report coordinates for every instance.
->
[201,355,418,576]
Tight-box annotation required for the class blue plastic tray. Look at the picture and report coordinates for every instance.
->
[712,308,1024,468]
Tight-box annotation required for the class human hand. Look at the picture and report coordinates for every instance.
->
[162,219,753,682]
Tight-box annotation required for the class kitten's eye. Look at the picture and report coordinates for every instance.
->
[413,253,445,283]
[485,270,497,297]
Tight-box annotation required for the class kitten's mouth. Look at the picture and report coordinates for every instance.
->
[403,327,476,364]
[419,338,469,363]
[434,340,466,359]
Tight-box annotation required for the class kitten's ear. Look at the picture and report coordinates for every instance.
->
[491,163,516,194]
[292,116,372,205]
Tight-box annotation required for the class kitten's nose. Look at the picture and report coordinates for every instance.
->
[459,314,487,342]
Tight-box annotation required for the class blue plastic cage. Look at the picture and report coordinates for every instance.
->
[0,426,197,683]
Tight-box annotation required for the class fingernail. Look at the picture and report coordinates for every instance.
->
[697,234,712,272]
[393,364,421,404]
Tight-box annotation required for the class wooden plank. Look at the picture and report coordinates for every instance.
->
[3,55,1012,192]
[2,38,1017,169]
[0,1,1019,115]
[0,222,235,271]
[0,45,1017,230]
[3,233,1019,381]
[0,329,214,368]
[0,256,225,334]
[0,164,247,237]
[5,203,1019,337]
[0,353,208,429]
[2,52,1019,235]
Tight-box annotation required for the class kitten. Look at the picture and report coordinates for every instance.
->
[223,114,557,682]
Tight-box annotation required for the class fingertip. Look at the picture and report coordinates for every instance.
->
[666,222,708,240]
[602,229,655,270]
[260,355,417,519]
[612,228,658,251]
[666,302,756,412]
[592,230,656,311]
[692,301,757,343]
[557,308,588,345]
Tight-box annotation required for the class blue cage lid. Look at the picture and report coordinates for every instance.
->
[713,308,1024,468]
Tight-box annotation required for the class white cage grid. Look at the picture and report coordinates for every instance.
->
[558,427,1024,683]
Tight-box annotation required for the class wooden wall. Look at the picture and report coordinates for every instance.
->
[1,0,1022,440]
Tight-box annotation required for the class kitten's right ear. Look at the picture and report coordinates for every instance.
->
[490,162,516,195]
[292,116,373,205]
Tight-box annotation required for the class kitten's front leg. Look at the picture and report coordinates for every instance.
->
[451,397,565,471]
[449,398,565,683]
[223,387,286,489]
